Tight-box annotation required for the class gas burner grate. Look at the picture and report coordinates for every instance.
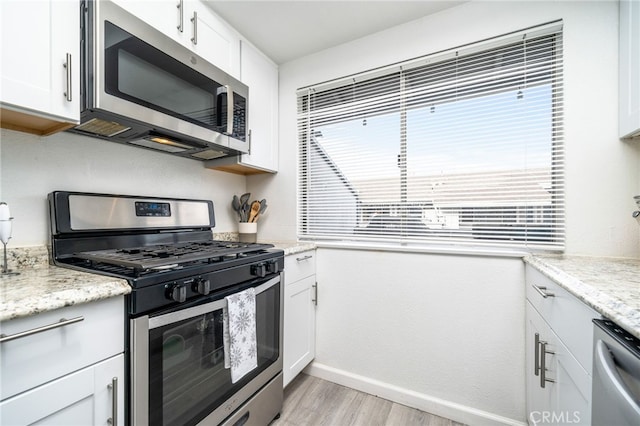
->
[73,240,274,272]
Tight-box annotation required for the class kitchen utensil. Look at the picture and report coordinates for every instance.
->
[239,193,250,208]
[232,195,240,213]
[248,201,261,223]
[257,199,268,219]
[239,193,251,222]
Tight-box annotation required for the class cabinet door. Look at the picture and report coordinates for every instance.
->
[238,41,279,172]
[186,3,240,78]
[526,302,592,425]
[620,0,640,138]
[0,354,125,426]
[112,0,240,78]
[0,0,79,123]
[283,275,316,387]
[526,301,556,423]
[111,0,183,41]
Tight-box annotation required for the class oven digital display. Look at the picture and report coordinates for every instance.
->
[135,201,171,217]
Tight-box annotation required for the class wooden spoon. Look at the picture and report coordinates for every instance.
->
[248,200,261,223]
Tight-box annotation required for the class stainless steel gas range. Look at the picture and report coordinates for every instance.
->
[48,191,284,426]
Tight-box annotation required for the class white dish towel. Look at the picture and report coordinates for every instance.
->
[223,287,258,383]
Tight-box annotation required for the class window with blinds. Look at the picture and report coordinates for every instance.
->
[297,23,564,251]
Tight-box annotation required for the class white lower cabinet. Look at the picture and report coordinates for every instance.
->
[526,302,591,426]
[525,265,598,425]
[0,354,125,426]
[0,297,125,425]
[283,250,317,387]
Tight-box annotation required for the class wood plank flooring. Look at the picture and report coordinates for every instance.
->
[272,374,466,426]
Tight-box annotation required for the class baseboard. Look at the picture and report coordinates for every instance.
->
[304,362,526,426]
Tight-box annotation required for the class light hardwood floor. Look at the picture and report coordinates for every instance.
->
[272,374,465,426]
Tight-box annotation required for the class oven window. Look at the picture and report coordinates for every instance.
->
[147,284,280,426]
[104,21,223,131]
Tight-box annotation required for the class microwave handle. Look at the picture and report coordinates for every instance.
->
[226,85,234,136]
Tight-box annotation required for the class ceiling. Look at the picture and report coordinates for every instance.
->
[204,1,467,64]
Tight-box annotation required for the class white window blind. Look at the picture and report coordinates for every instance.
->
[297,23,564,251]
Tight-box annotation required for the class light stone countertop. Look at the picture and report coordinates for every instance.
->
[524,254,640,339]
[269,241,317,256]
[0,246,130,322]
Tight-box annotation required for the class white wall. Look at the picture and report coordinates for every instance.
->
[313,249,525,425]
[247,0,640,424]
[0,129,246,246]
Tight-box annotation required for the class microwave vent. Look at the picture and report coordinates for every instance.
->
[75,118,131,137]
[191,150,226,160]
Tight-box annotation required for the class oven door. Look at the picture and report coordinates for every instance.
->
[130,275,282,426]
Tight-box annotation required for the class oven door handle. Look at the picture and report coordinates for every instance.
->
[148,275,280,330]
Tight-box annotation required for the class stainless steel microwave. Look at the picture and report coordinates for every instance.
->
[72,0,248,160]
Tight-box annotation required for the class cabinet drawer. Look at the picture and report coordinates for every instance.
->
[0,297,124,400]
[285,251,316,284]
[525,265,598,373]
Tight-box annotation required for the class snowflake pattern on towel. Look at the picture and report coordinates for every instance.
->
[224,288,258,383]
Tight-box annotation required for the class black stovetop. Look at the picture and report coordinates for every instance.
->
[74,240,275,271]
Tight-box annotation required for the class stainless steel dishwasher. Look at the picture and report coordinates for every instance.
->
[592,319,640,425]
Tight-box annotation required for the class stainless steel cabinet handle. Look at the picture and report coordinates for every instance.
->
[534,332,541,376]
[63,53,72,102]
[176,0,183,32]
[107,377,118,426]
[312,282,318,306]
[540,341,555,388]
[191,11,197,45]
[0,316,84,343]
[296,255,313,262]
[532,284,555,298]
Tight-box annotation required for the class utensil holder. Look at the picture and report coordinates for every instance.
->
[238,222,257,243]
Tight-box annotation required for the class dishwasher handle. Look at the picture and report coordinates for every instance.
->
[594,339,640,419]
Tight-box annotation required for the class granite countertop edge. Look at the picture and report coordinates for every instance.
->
[269,241,317,256]
[524,254,640,339]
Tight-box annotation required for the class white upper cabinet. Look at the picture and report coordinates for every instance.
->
[188,4,241,78]
[0,0,80,135]
[620,0,640,139]
[207,40,279,174]
[111,0,240,78]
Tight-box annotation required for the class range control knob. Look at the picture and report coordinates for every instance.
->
[266,259,279,274]
[193,278,211,295]
[168,284,187,303]
[251,263,267,278]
